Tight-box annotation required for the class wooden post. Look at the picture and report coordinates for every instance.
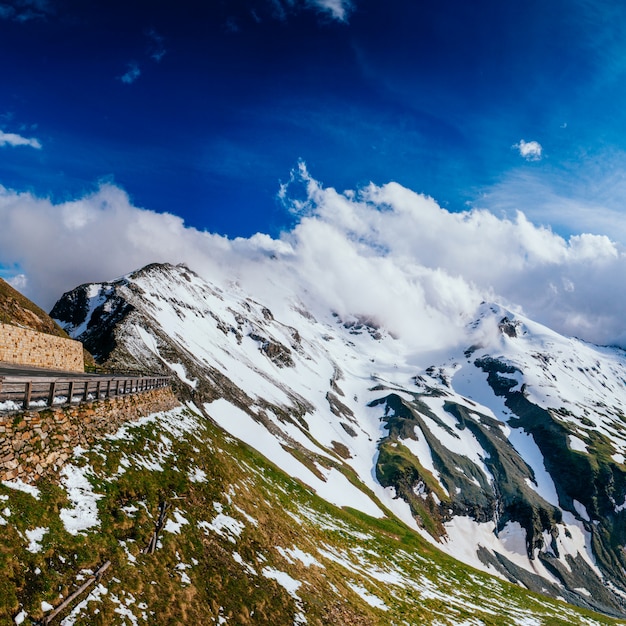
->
[42,561,111,625]
[96,380,101,400]
[67,381,75,404]
[83,380,90,402]
[143,501,170,554]
[23,381,32,409]
[48,382,57,407]
[106,379,111,398]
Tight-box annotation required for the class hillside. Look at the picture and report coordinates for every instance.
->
[0,278,68,338]
[3,402,622,625]
[42,261,626,622]
[0,277,95,369]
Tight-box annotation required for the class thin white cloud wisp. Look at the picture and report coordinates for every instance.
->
[0,130,41,149]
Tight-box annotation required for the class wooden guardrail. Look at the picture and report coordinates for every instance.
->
[0,375,171,412]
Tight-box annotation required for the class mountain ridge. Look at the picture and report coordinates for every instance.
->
[50,261,626,619]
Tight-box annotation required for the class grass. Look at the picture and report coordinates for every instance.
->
[0,404,624,625]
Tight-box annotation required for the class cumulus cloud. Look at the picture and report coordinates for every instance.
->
[514,139,543,161]
[0,166,625,349]
[0,130,41,149]
[119,62,141,85]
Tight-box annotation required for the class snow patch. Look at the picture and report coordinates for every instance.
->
[277,546,323,568]
[261,567,307,624]
[25,527,48,553]
[198,508,245,543]
[346,581,388,610]
[188,467,207,482]
[2,479,40,499]
[167,362,198,389]
[164,509,189,534]
[572,499,590,522]
[59,464,102,535]
[568,435,588,453]
[508,428,559,507]
[206,399,383,518]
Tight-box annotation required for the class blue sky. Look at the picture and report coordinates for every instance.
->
[3,0,626,240]
[3,0,626,348]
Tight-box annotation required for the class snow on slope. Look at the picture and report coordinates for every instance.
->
[52,263,626,617]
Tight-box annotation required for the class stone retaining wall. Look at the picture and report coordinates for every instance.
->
[0,323,84,372]
[0,386,180,483]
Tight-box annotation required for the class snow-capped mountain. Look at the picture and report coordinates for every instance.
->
[51,262,626,618]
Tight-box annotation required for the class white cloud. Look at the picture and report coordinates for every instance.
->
[0,166,625,349]
[307,0,353,21]
[0,130,41,149]
[477,154,626,246]
[119,62,141,85]
[7,273,28,291]
[514,139,543,161]
[265,0,354,22]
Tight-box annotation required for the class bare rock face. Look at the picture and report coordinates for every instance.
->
[51,282,135,363]
[498,316,521,338]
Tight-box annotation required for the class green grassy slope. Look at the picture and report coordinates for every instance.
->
[0,403,623,625]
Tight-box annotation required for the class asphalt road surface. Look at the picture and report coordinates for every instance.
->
[0,362,104,379]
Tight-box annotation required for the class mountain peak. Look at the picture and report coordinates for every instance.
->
[50,261,626,617]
